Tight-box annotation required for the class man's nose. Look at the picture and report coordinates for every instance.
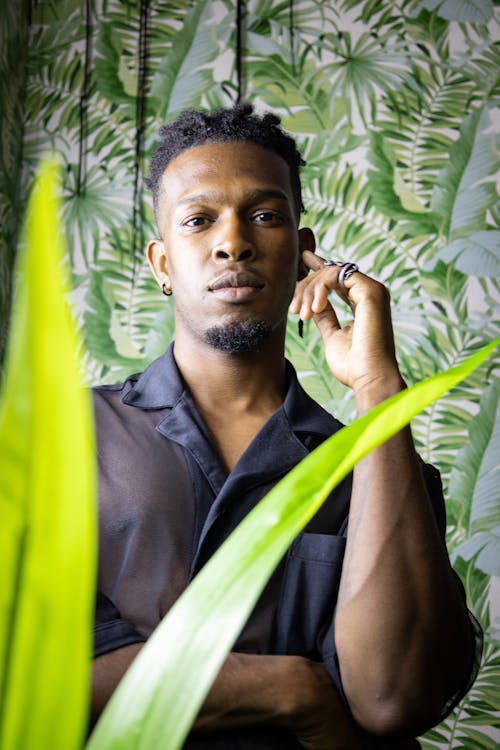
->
[210,216,255,262]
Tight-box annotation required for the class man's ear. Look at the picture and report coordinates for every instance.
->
[297,227,316,280]
[146,238,171,293]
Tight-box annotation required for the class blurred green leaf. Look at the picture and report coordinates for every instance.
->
[432,231,500,278]
[149,0,219,120]
[0,159,96,749]
[431,105,499,239]
[87,338,498,750]
[367,131,440,235]
[450,379,500,577]
[94,22,136,107]
[415,0,495,23]
[82,257,147,363]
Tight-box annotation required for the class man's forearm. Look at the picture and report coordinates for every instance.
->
[193,652,296,732]
[90,648,302,731]
[90,648,371,747]
[90,649,315,729]
[90,642,144,728]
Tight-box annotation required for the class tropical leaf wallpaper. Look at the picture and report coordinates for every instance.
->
[1,0,499,747]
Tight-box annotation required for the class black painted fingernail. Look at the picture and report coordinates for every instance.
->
[298,319,304,338]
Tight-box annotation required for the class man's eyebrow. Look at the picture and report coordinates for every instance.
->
[176,188,290,207]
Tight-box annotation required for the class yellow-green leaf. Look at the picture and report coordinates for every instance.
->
[0,159,96,750]
[88,338,498,750]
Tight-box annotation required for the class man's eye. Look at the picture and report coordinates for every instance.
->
[185,216,208,227]
[253,211,282,223]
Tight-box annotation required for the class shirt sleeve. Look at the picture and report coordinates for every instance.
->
[93,590,147,658]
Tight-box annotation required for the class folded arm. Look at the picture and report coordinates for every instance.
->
[291,251,477,736]
[91,646,417,749]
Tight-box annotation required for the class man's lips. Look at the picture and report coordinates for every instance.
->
[208,272,265,302]
[209,272,264,291]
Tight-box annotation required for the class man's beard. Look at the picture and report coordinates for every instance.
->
[204,320,273,353]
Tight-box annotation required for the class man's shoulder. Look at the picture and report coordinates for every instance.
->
[91,372,141,398]
[90,344,180,411]
[90,372,143,420]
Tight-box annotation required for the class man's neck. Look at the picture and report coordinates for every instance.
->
[172,331,288,473]
[172,334,288,418]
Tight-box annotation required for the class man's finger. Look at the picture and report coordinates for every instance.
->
[302,249,326,271]
[311,301,342,338]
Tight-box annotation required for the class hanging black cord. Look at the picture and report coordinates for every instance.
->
[289,0,296,75]
[27,0,37,24]
[77,0,92,197]
[236,0,244,102]
[131,0,150,274]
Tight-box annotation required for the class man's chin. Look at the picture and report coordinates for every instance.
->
[204,321,273,353]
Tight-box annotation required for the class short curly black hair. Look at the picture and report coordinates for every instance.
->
[146,103,305,222]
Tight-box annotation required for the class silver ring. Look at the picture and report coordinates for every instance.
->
[338,262,359,286]
[323,259,343,267]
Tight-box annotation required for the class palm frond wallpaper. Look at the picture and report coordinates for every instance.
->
[2,0,499,746]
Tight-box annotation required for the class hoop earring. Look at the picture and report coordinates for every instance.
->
[162,282,172,297]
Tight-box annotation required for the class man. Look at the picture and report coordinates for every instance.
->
[91,105,481,749]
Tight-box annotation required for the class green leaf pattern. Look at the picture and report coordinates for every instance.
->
[2,0,499,746]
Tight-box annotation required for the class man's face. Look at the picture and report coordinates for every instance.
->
[147,140,314,350]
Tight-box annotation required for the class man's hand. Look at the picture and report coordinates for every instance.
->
[195,653,363,746]
[196,653,402,747]
[290,251,402,398]
[288,660,421,750]
[288,659,375,749]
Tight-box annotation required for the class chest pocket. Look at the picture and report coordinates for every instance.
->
[273,532,346,659]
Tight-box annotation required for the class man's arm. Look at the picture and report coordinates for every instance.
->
[290,251,477,737]
[90,647,386,748]
[336,413,474,734]
[90,643,143,727]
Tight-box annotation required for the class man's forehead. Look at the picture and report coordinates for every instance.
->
[162,141,290,183]
[158,141,295,208]
[175,187,291,207]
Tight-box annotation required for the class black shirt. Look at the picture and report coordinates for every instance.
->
[92,344,475,748]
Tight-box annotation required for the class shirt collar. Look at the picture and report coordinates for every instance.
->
[122,343,183,409]
[281,358,343,438]
[122,341,341,439]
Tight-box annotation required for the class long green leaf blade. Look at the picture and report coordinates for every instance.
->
[88,337,498,750]
[0,159,96,750]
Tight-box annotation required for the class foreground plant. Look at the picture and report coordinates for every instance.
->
[0,160,96,750]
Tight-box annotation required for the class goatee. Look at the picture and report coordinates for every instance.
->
[204,321,273,353]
